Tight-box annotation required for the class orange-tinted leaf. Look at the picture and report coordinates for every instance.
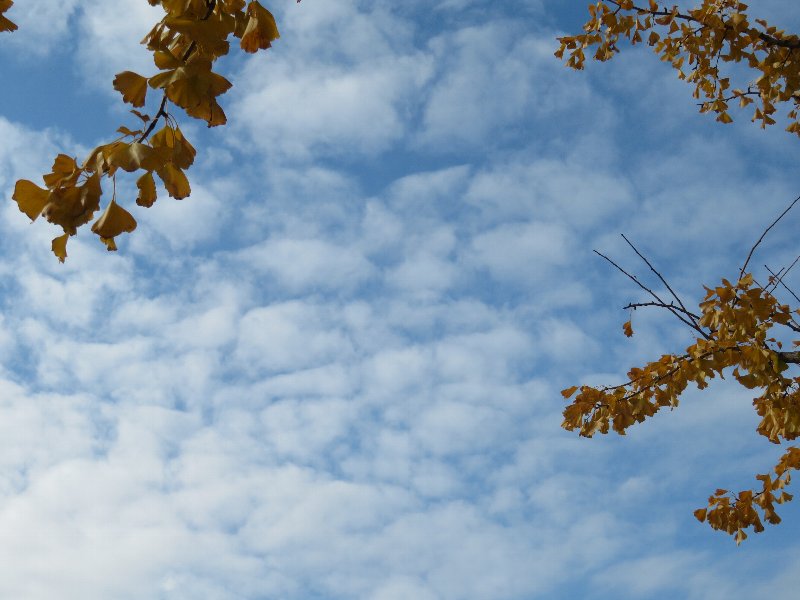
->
[108,142,166,172]
[136,171,157,207]
[222,0,246,11]
[130,109,151,123]
[91,200,137,251]
[240,1,280,53]
[561,386,579,399]
[694,508,707,522]
[623,320,633,337]
[51,233,69,263]
[154,50,182,70]
[13,180,50,221]
[43,154,79,188]
[151,126,196,169]
[157,163,191,199]
[0,0,16,33]
[113,71,149,107]
[117,125,141,137]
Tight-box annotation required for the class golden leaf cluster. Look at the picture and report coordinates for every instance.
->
[555,1,800,134]
[8,0,281,261]
[562,274,800,542]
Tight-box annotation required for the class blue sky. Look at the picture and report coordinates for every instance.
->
[0,0,799,598]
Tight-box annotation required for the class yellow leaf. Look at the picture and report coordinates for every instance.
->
[136,171,157,207]
[51,233,69,263]
[91,200,137,251]
[113,71,149,107]
[130,109,151,123]
[240,1,280,53]
[157,163,191,199]
[13,180,50,221]
[108,142,166,172]
[0,0,16,33]
[623,320,634,337]
[561,386,579,399]
[693,508,707,522]
[222,0,246,11]
[151,126,196,169]
[43,154,79,189]
[153,50,182,70]
[149,62,232,125]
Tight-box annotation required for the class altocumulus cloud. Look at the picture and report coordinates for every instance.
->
[0,0,799,599]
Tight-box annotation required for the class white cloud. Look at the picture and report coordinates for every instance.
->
[232,0,433,160]
[468,221,571,283]
[75,0,163,89]
[239,236,375,292]
[1,1,800,599]
[1,0,80,57]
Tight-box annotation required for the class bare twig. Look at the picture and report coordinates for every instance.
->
[740,194,800,279]
[621,234,699,330]
[624,301,702,321]
[766,257,800,303]
[594,249,710,339]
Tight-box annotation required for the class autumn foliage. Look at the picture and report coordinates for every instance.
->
[556,0,800,133]
[5,0,281,260]
[559,1,800,543]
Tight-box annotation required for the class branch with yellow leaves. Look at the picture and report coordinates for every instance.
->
[555,0,800,134]
[563,192,800,541]
[9,0,283,261]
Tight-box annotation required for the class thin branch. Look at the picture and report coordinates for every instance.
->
[765,265,786,296]
[594,249,710,339]
[621,233,698,329]
[740,194,800,279]
[766,257,800,303]
[624,301,702,321]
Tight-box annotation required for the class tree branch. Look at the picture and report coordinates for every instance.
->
[137,0,218,143]
[777,350,800,364]
[740,193,800,279]
[621,233,699,329]
[609,0,800,50]
[624,301,702,321]
[594,249,711,339]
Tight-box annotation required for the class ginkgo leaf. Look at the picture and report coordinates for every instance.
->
[43,154,79,189]
[154,49,183,70]
[13,180,50,221]
[136,171,157,207]
[151,126,196,169]
[561,386,579,399]
[108,142,166,172]
[117,125,141,137]
[130,109,151,123]
[693,508,707,522]
[149,62,232,125]
[156,163,191,199]
[0,14,16,33]
[113,71,149,107]
[41,172,102,235]
[91,200,137,251]
[222,0,246,12]
[186,95,227,126]
[0,0,16,32]
[164,17,232,56]
[623,320,634,337]
[240,1,279,53]
[51,233,69,263]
